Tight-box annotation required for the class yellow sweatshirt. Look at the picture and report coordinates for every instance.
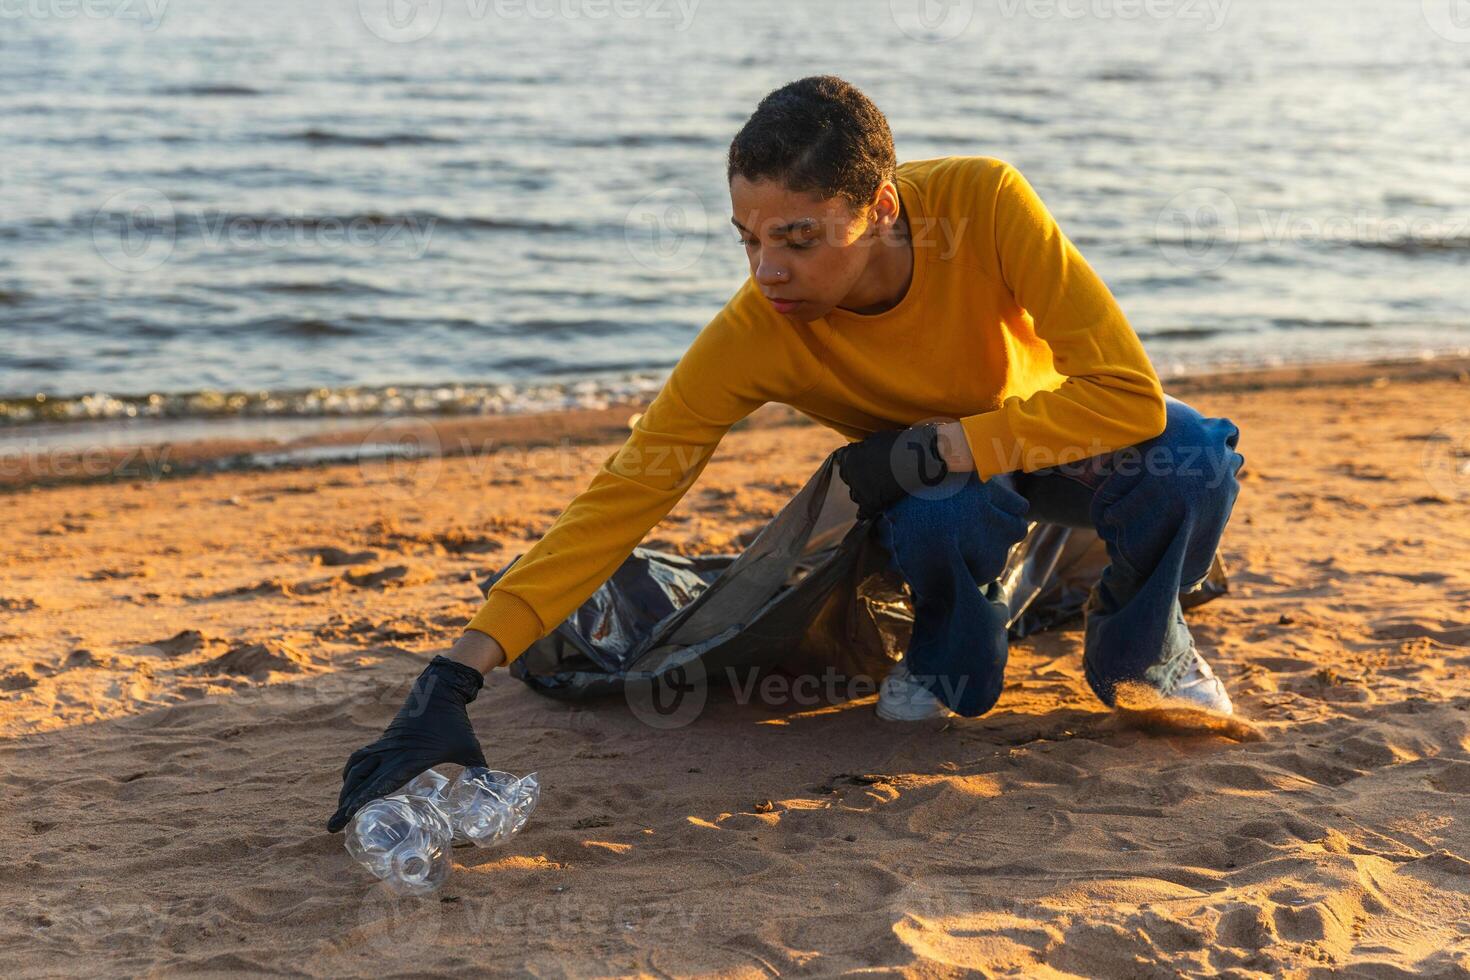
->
[465,155,1167,662]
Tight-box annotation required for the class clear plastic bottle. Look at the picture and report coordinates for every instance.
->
[344,794,454,896]
[400,766,452,808]
[446,768,541,846]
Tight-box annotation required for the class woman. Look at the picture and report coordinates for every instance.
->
[328,75,1243,833]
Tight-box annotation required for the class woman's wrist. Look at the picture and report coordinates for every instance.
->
[934,421,975,473]
[448,628,508,675]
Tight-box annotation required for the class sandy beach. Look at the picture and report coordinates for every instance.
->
[3,355,1469,977]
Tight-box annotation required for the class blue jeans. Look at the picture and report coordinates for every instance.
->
[874,396,1243,716]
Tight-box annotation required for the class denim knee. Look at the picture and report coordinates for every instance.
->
[881,472,1031,586]
[1090,401,1243,586]
[1097,402,1242,513]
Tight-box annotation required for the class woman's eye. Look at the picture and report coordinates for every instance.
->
[788,240,817,251]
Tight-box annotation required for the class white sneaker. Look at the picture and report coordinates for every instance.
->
[876,663,957,722]
[1165,651,1233,714]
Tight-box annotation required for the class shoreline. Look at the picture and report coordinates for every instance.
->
[3,352,1468,493]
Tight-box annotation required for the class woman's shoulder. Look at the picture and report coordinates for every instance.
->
[897,155,1019,202]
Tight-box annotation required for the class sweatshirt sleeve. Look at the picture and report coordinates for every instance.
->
[959,161,1167,479]
[463,310,773,663]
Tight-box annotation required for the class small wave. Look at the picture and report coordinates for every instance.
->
[1139,327,1238,341]
[1346,236,1470,256]
[82,208,575,237]
[275,129,458,148]
[552,132,723,150]
[253,317,362,338]
[154,83,263,97]
[1092,67,1158,83]
[510,317,629,338]
[0,288,29,306]
[0,376,667,426]
[1268,317,1372,331]
[257,280,395,297]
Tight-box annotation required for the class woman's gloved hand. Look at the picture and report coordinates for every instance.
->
[327,655,488,833]
[834,422,950,520]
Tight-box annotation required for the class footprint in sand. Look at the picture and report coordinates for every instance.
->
[81,565,156,582]
[1,668,39,691]
[1374,618,1470,647]
[190,639,319,681]
[303,546,380,567]
[131,629,217,658]
[343,564,435,589]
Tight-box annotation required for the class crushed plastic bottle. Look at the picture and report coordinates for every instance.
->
[343,794,453,897]
[400,767,453,808]
[343,766,540,894]
[445,768,541,846]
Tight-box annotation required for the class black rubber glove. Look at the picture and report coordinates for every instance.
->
[834,422,949,520]
[327,655,488,833]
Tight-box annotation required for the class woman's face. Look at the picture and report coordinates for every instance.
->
[728,175,895,322]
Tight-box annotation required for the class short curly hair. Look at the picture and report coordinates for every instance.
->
[727,75,897,211]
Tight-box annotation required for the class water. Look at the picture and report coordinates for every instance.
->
[3,0,1467,427]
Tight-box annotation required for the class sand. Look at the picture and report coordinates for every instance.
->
[2,357,1469,977]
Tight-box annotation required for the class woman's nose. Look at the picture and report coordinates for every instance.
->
[754,259,789,286]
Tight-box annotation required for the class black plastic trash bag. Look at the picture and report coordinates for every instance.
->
[481,452,1228,701]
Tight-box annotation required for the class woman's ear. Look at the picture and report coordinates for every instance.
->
[867,180,900,233]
